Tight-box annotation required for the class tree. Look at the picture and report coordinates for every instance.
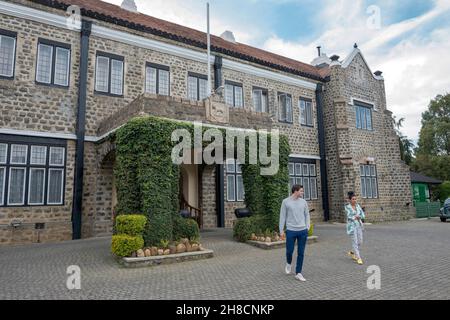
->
[412,93,450,183]
[392,115,414,165]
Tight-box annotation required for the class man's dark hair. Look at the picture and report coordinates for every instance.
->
[292,184,304,194]
[348,191,355,200]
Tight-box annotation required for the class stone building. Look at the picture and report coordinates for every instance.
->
[0,0,414,245]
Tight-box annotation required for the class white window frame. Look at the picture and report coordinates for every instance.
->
[28,168,46,206]
[36,43,54,84]
[226,159,244,202]
[360,164,378,199]
[0,33,17,78]
[54,47,71,86]
[7,167,26,206]
[187,73,208,101]
[299,99,314,127]
[278,93,293,123]
[0,167,5,206]
[30,145,47,166]
[288,159,318,200]
[95,52,124,96]
[49,147,65,167]
[145,63,170,96]
[0,143,7,164]
[10,144,28,165]
[252,88,268,113]
[95,55,110,93]
[225,81,244,108]
[47,168,64,205]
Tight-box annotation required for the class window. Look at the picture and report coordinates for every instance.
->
[188,73,208,101]
[146,63,170,96]
[299,98,313,127]
[225,81,243,108]
[355,101,373,131]
[226,159,244,202]
[36,39,71,86]
[0,138,66,207]
[0,29,17,78]
[360,164,378,199]
[95,52,124,96]
[252,88,268,113]
[278,93,293,123]
[288,159,318,200]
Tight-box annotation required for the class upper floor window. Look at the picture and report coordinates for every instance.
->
[225,81,243,108]
[299,98,313,127]
[95,52,124,96]
[278,92,293,123]
[36,39,71,87]
[355,101,373,130]
[0,138,66,207]
[188,72,208,101]
[226,159,244,202]
[360,164,378,199]
[288,158,318,200]
[146,62,170,96]
[252,87,268,113]
[0,29,17,79]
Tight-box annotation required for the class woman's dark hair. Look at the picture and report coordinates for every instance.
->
[348,191,356,200]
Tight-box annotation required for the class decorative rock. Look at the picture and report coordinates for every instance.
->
[274,235,280,241]
[131,252,137,258]
[265,237,271,243]
[169,245,177,255]
[157,249,164,256]
[176,243,186,253]
[192,243,199,251]
[186,242,193,252]
[251,233,257,241]
[163,249,170,255]
[144,249,151,257]
[137,249,145,257]
[181,238,189,244]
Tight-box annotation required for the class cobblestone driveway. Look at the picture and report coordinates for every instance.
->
[1,219,449,300]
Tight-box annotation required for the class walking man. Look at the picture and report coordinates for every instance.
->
[279,184,310,282]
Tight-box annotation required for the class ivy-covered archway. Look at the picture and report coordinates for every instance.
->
[113,116,290,245]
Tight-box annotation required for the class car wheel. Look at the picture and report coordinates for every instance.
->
[441,217,447,222]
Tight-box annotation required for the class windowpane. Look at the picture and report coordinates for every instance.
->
[261,91,268,113]
[366,108,372,130]
[289,177,295,191]
[365,165,370,176]
[30,146,47,165]
[310,177,317,199]
[361,177,366,198]
[110,59,123,95]
[10,144,27,164]
[236,175,244,201]
[0,35,16,77]
[49,147,64,166]
[0,144,7,164]
[188,76,197,100]
[48,169,63,204]
[8,167,25,205]
[253,90,262,112]
[309,164,316,176]
[366,176,372,198]
[158,69,169,96]
[356,107,361,129]
[234,86,243,108]
[288,163,294,176]
[370,165,376,177]
[225,84,234,106]
[0,167,5,205]
[360,165,365,176]
[36,44,53,84]
[299,100,306,125]
[303,177,310,200]
[286,96,293,122]
[279,94,286,121]
[372,178,378,198]
[226,159,235,173]
[227,175,235,202]
[306,101,313,126]
[296,177,303,187]
[236,160,242,174]
[295,163,302,176]
[29,168,45,205]
[95,56,109,92]
[199,78,208,100]
[145,67,157,94]
[302,164,309,176]
[54,47,70,86]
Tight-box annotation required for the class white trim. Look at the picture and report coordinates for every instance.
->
[7,167,26,206]
[0,143,7,164]
[289,154,321,160]
[0,128,78,140]
[36,43,53,84]
[341,48,380,81]
[47,168,64,205]
[49,147,65,166]
[54,47,71,86]
[10,144,28,165]
[226,174,235,202]
[28,167,46,206]
[0,34,16,77]
[0,166,5,206]
[30,145,47,165]
[350,97,377,111]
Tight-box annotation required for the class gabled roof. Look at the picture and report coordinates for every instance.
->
[28,0,325,82]
[410,171,442,185]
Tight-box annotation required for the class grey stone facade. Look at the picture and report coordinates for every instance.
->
[0,0,412,245]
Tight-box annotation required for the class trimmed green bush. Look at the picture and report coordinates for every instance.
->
[111,234,144,257]
[233,215,271,242]
[173,217,200,241]
[115,215,147,236]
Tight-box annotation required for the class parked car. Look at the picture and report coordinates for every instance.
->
[440,198,450,222]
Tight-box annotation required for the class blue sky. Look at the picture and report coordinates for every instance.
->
[103,0,450,143]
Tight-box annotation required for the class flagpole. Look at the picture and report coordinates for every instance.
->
[207,2,211,96]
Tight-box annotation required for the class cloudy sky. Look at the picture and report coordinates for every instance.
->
[104,0,450,143]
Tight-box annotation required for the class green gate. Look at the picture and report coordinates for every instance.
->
[415,202,441,218]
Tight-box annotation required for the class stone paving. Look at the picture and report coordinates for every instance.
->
[0,219,449,300]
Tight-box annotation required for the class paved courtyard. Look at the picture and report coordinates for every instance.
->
[0,219,449,300]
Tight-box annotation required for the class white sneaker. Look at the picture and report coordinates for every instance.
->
[295,273,306,282]
[285,263,292,274]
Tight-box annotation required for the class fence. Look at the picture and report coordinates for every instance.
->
[415,202,441,218]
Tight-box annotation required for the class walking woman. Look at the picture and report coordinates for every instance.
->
[345,191,365,265]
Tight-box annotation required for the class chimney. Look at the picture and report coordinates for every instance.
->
[220,31,236,43]
[311,46,331,68]
[121,0,138,13]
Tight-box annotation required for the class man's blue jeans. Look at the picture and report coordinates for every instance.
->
[286,229,308,274]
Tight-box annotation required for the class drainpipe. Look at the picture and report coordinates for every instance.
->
[72,20,92,240]
[214,56,225,227]
[316,83,330,221]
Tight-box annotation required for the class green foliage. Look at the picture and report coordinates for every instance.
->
[111,234,144,257]
[115,214,147,236]
[173,217,200,241]
[233,215,271,242]
[308,222,314,237]
[437,181,450,202]
[160,239,170,249]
